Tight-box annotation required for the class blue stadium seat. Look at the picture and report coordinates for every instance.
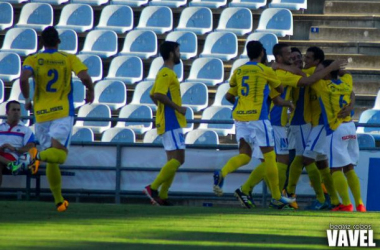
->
[185,129,219,145]
[96,5,133,34]
[119,30,157,59]
[269,0,307,11]
[9,79,34,104]
[200,32,238,61]
[229,0,266,9]
[110,0,148,7]
[15,3,53,32]
[0,28,37,56]
[180,82,208,112]
[56,4,94,33]
[149,0,187,8]
[0,3,13,31]
[105,56,143,85]
[0,52,21,82]
[56,29,78,54]
[189,0,227,9]
[80,30,118,58]
[143,128,162,144]
[130,81,156,111]
[166,31,198,60]
[72,0,109,6]
[175,7,213,35]
[215,7,253,36]
[241,32,278,62]
[117,104,153,135]
[94,80,127,110]
[357,109,380,140]
[145,57,183,82]
[0,80,4,104]
[198,106,235,136]
[101,127,136,143]
[76,55,103,82]
[227,58,249,81]
[76,103,111,134]
[4,0,29,3]
[135,6,173,34]
[71,127,94,142]
[72,79,86,109]
[255,8,293,37]
[186,58,224,86]
[357,133,376,148]
[31,0,70,4]
[212,82,233,108]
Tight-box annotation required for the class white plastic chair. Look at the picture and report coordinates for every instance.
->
[71,0,109,6]
[135,6,173,34]
[0,102,29,125]
[31,0,70,4]
[189,0,227,9]
[56,4,94,33]
[185,129,219,145]
[215,7,252,36]
[175,7,213,35]
[130,81,156,111]
[9,79,34,104]
[357,133,375,148]
[186,58,224,86]
[0,52,21,82]
[119,30,157,59]
[56,29,78,54]
[80,30,118,58]
[183,107,194,134]
[373,89,380,109]
[200,32,238,61]
[145,57,183,82]
[356,109,380,140]
[0,3,13,31]
[96,5,133,34]
[229,0,266,9]
[110,0,148,7]
[117,104,153,135]
[198,106,235,136]
[241,32,278,62]
[255,8,293,37]
[213,82,233,108]
[94,80,127,110]
[76,103,111,134]
[4,0,29,3]
[75,55,103,82]
[71,127,94,142]
[166,31,198,60]
[143,128,162,145]
[149,0,187,7]
[269,0,307,11]
[180,82,208,112]
[101,127,136,143]
[228,58,249,81]
[0,28,37,56]
[15,3,53,32]
[72,79,86,109]
[0,80,4,104]
[104,56,143,85]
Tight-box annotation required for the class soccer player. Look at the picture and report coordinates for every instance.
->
[0,101,35,186]
[213,41,295,208]
[13,26,94,212]
[311,60,365,212]
[143,41,187,206]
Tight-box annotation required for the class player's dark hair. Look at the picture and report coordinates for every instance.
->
[246,41,264,60]
[160,41,180,61]
[321,60,339,79]
[261,48,268,64]
[307,46,325,64]
[273,44,289,62]
[41,26,60,47]
[6,100,21,112]
[291,47,302,55]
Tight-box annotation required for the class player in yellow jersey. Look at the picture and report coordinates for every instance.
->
[143,41,187,206]
[13,27,94,212]
[312,60,365,212]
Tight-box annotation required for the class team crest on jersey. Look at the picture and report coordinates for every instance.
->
[38,59,44,65]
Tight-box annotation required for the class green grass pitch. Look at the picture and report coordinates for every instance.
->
[0,201,379,249]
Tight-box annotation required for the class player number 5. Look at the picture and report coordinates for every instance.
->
[241,76,249,96]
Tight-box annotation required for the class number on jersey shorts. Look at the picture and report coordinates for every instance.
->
[162,128,186,151]
[304,125,328,161]
[235,120,274,150]
[272,125,289,155]
[327,122,359,168]
[35,116,74,150]
[290,123,312,156]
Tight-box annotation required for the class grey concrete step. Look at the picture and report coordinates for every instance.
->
[354,82,380,96]
[324,1,380,14]
[309,26,380,41]
[326,54,380,69]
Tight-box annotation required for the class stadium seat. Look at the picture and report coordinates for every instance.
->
[180,82,208,112]
[357,133,376,148]
[56,4,94,33]
[119,30,157,59]
[229,0,266,9]
[269,0,307,11]
[31,0,70,4]
[143,128,162,145]
[15,3,53,32]
[4,0,29,3]
[145,57,183,82]
[96,5,133,34]
[101,127,136,143]
[187,58,224,86]
[212,82,233,108]
[0,3,13,31]
[104,56,143,85]
[227,58,249,81]
[0,80,4,104]
[165,31,198,60]
[130,81,156,111]
[175,7,213,35]
[71,127,94,142]
[117,104,153,135]
[215,7,252,36]
[255,8,293,37]
[185,129,219,145]
[76,103,111,134]
[373,89,380,109]
[94,80,127,110]
[149,0,187,8]
[56,29,78,54]
[71,0,109,6]
[240,32,278,62]
[0,52,21,82]
[189,0,227,9]
[72,79,86,109]
[110,0,148,7]
[198,106,235,136]
[135,6,173,34]
[9,79,34,103]
[200,32,238,61]
[0,28,37,56]
[183,107,194,133]
[80,30,118,58]
[0,102,29,125]
[357,109,380,140]
[76,55,103,82]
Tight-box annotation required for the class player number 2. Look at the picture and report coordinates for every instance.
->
[46,69,58,93]
[241,76,249,96]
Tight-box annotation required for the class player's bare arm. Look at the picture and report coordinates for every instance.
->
[338,91,355,118]
[77,70,94,104]
[275,84,284,94]
[153,93,187,116]
[272,96,295,112]
[272,63,307,77]
[225,93,236,105]
[20,69,33,110]
[150,94,158,105]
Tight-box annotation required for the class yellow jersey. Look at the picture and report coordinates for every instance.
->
[228,62,281,122]
[23,49,87,123]
[304,67,324,126]
[312,74,353,135]
[150,67,187,135]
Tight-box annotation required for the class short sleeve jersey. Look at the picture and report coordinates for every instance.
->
[0,122,35,159]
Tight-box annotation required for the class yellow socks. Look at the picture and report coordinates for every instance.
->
[159,173,175,200]
[345,170,363,206]
[241,162,266,195]
[221,154,251,178]
[46,163,64,205]
[332,171,351,205]
[39,148,67,164]
[305,162,325,203]
[286,156,303,194]
[263,151,281,200]
[277,162,288,191]
[151,159,181,190]
[319,167,340,205]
